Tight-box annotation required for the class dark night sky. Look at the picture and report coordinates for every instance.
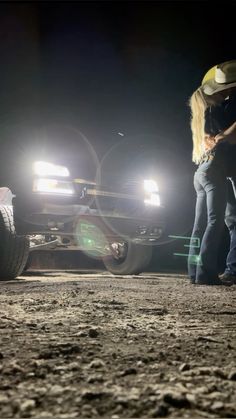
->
[0,0,235,236]
[0,2,235,150]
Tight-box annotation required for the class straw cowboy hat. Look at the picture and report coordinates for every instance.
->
[201,60,236,95]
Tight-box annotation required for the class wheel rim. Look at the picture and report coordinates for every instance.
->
[109,241,128,263]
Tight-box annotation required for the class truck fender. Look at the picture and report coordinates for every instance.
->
[0,187,15,205]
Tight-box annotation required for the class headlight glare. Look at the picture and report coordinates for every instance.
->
[144,194,161,206]
[33,179,74,195]
[33,161,70,177]
[143,179,160,206]
[144,179,159,193]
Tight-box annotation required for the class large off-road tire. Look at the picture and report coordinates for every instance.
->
[103,241,152,275]
[0,206,29,280]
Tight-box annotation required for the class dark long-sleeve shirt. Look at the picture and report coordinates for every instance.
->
[205,95,236,136]
[203,95,236,176]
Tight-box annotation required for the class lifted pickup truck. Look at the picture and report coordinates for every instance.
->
[0,160,165,279]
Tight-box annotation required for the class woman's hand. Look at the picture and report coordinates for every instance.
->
[203,134,217,151]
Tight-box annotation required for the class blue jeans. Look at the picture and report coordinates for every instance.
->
[224,177,236,275]
[188,160,227,282]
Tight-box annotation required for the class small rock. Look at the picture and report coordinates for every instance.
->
[213,368,226,379]
[179,363,190,372]
[29,359,41,368]
[88,328,99,338]
[186,393,197,404]
[120,367,137,376]
[211,401,224,410]
[81,390,106,400]
[207,391,223,400]
[228,370,236,380]
[36,387,47,396]
[26,372,35,378]
[198,367,212,375]
[137,360,144,367]
[87,374,104,383]
[151,404,169,417]
[20,399,36,412]
[88,359,105,368]
[49,385,64,396]
[24,299,35,304]
[67,362,80,371]
[163,391,190,408]
[77,331,87,337]
[81,405,98,416]
[0,395,9,404]
[36,412,53,418]
[26,322,37,328]
[192,386,208,394]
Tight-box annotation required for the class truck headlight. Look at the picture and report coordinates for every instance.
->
[144,179,159,193]
[33,179,74,195]
[143,179,161,207]
[33,161,70,177]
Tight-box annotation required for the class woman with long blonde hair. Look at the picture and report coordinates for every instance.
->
[190,88,213,164]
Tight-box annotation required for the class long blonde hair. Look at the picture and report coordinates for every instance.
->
[189,88,208,164]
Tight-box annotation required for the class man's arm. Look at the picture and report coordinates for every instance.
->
[215,121,236,144]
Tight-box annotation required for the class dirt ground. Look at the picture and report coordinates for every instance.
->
[0,270,236,418]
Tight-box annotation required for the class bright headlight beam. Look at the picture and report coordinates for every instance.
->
[143,179,159,193]
[144,194,161,207]
[143,179,160,206]
[33,161,70,177]
[33,179,74,195]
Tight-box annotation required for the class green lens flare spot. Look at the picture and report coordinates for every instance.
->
[76,221,109,257]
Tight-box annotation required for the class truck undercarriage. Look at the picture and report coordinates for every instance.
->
[0,161,165,279]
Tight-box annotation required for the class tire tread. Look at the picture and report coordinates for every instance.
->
[0,206,29,280]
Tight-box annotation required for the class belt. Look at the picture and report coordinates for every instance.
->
[199,154,214,164]
[199,148,216,165]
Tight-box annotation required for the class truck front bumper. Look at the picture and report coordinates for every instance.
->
[14,191,165,242]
